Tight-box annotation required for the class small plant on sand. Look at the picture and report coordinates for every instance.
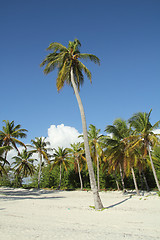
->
[89,205,106,211]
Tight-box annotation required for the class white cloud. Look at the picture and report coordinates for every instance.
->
[5,146,34,165]
[153,129,160,135]
[6,148,19,164]
[46,124,82,150]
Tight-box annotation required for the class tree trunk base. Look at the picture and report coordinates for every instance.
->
[92,188,104,210]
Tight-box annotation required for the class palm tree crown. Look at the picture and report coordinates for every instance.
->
[0,120,27,168]
[40,39,100,91]
[0,120,27,152]
[30,137,50,158]
[128,110,160,150]
[12,149,35,178]
[52,147,70,170]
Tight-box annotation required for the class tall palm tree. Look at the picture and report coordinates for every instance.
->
[12,149,35,186]
[29,137,50,188]
[128,110,160,191]
[40,39,103,209]
[0,120,27,163]
[67,142,86,190]
[88,124,103,191]
[50,147,70,189]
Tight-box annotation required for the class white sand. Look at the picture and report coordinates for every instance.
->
[0,187,160,240]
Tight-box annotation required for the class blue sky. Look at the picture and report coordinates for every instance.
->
[1,0,160,145]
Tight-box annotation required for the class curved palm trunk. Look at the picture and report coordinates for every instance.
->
[38,153,42,189]
[142,170,150,192]
[114,171,120,191]
[71,68,103,210]
[96,147,100,191]
[19,175,23,187]
[58,162,62,190]
[147,145,160,191]
[131,167,140,195]
[15,175,23,187]
[77,159,83,190]
[119,163,125,192]
[139,170,144,191]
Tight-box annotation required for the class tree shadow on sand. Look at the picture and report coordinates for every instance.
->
[0,188,65,201]
[105,195,132,209]
[0,208,5,210]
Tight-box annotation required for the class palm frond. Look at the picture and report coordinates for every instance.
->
[77,61,92,83]
[73,64,84,90]
[79,53,100,65]
[56,60,71,91]
[151,120,160,131]
[47,42,68,53]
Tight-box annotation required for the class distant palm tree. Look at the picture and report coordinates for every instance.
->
[105,118,140,195]
[40,39,103,209]
[132,147,150,192]
[128,110,160,191]
[88,124,103,191]
[151,145,160,183]
[12,149,35,186]
[105,119,129,191]
[0,120,27,163]
[67,142,86,190]
[104,135,130,192]
[29,137,50,188]
[50,147,70,189]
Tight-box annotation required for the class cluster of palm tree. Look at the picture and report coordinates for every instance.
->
[103,110,160,195]
[0,111,160,194]
[0,120,84,190]
[0,113,160,209]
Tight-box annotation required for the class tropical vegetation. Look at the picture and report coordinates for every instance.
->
[0,110,160,196]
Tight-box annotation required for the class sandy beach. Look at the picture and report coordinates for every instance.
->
[0,187,159,240]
